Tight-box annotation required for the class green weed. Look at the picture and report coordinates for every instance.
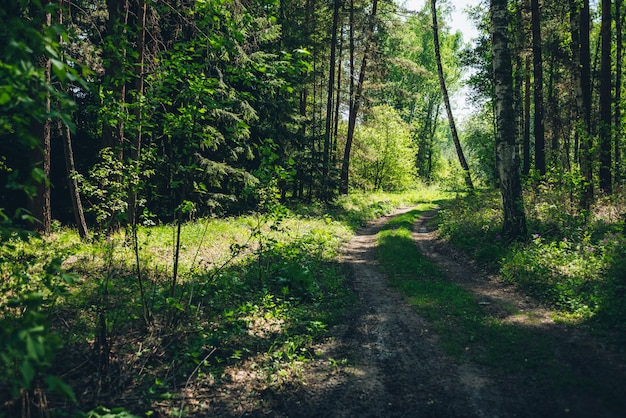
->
[437,187,626,335]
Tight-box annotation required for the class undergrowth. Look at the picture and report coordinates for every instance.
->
[0,187,444,417]
[437,186,626,334]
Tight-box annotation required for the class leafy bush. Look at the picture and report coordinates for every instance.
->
[0,233,77,403]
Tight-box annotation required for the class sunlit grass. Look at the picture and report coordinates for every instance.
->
[13,187,446,415]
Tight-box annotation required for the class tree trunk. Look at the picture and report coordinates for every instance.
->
[573,0,594,210]
[333,22,344,164]
[28,9,52,234]
[128,0,147,226]
[531,0,545,175]
[430,0,473,190]
[57,0,88,239]
[523,55,531,175]
[60,120,89,240]
[323,0,341,186]
[102,0,129,152]
[340,0,378,194]
[599,0,612,193]
[491,0,527,240]
[613,0,624,185]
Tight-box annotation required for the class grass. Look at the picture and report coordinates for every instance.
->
[375,206,599,389]
[436,188,626,335]
[0,186,448,417]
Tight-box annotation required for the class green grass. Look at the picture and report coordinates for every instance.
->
[1,187,451,416]
[436,189,626,336]
[375,207,585,386]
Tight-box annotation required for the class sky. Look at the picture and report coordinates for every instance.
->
[402,0,480,45]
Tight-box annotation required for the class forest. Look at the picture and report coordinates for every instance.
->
[2,0,626,416]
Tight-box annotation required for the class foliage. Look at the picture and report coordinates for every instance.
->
[0,233,77,402]
[376,205,617,395]
[351,105,417,191]
[461,107,496,186]
[2,190,435,414]
[437,189,626,331]
[0,0,85,218]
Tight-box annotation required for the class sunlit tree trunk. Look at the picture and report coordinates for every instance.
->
[571,0,594,210]
[491,0,527,240]
[599,0,612,193]
[430,0,473,190]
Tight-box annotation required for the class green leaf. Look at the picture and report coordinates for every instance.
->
[46,375,77,403]
[21,359,35,387]
[31,167,46,184]
[26,334,39,361]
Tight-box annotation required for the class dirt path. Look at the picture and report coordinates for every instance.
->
[265,208,510,417]
[210,207,626,417]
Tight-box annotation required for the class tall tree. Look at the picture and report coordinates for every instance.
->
[340,0,379,194]
[102,0,129,152]
[571,0,594,209]
[491,0,527,240]
[599,0,612,193]
[58,0,88,239]
[27,8,52,234]
[531,0,545,175]
[613,0,624,185]
[323,0,341,188]
[523,54,531,175]
[430,0,474,190]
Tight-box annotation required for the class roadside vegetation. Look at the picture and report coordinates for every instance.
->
[0,189,440,417]
[437,183,626,336]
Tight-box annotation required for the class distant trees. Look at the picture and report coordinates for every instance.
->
[456,0,626,235]
[351,105,417,191]
[12,0,626,239]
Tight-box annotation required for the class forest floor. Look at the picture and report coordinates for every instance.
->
[202,207,626,417]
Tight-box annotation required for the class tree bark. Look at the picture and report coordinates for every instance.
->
[531,0,545,175]
[572,0,594,210]
[128,0,147,226]
[102,0,129,152]
[58,1,89,240]
[430,0,473,190]
[491,0,527,240]
[613,0,624,185]
[523,55,531,175]
[60,120,89,240]
[340,0,378,194]
[28,9,52,234]
[599,0,612,193]
[324,0,341,185]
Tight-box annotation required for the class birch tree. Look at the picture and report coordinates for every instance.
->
[491,0,527,240]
